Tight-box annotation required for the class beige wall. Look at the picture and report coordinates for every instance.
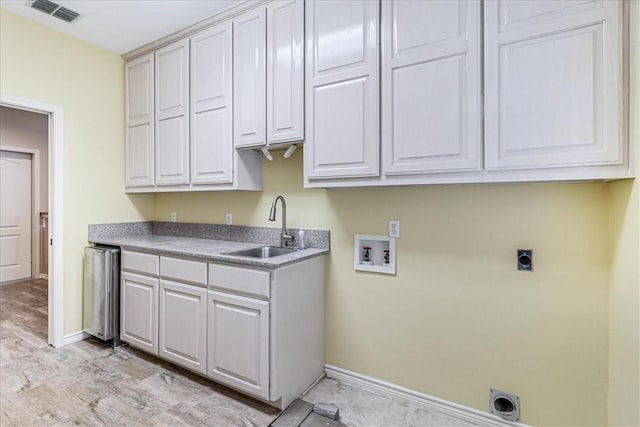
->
[0,106,48,209]
[0,9,155,335]
[606,5,640,424]
[155,151,611,426]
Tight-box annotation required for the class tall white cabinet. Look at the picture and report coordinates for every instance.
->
[190,22,234,184]
[484,0,622,170]
[381,0,482,175]
[125,53,155,187]
[155,39,190,186]
[305,0,380,179]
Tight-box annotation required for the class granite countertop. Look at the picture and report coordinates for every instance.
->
[89,234,328,269]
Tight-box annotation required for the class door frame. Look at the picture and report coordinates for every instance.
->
[0,146,41,280]
[0,95,64,348]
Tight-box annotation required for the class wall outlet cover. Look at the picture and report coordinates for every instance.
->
[226,213,233,225]
[170,212,177,223]
[389,220,400,238]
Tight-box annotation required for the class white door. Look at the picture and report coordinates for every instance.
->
[207,290,269,400]
[125,53,155,187]
[484,0,622,170]
[305,0,380,179]
[159,280,207,374]
[156,39,190,185]
[266,0,304,144]
[0,151,32,283]
[121,271,159,355]
[190,22,234,184]
[233,7,267,148]
[382,0,482,175]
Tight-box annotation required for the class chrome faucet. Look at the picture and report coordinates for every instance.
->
[269,195,295,247]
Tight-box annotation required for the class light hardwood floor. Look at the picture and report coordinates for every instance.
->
[0,279,280,426]
[1,279,476,427]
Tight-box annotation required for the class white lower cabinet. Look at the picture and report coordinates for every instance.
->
[207,290,270,400]
[121,271,159,355]
[120,249,325,409]
[159,280,207,374]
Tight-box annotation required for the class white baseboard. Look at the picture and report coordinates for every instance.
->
[63,331,90,345]
[39,274,48,280]
[324,365,527,427]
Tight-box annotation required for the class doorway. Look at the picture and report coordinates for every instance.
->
[0,95,64,347]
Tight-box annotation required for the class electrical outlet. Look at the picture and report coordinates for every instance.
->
[517,249,533,271]
[226,213,233,225]
[389,220,400,238]
[170,212,177,223]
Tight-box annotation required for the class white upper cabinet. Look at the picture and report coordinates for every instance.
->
[381,0,482,175]
[155,39,190,185]
[125,53,155,187]
[190,23,234,184]
[484,0,622,170]
[267,0,304,144]
[305,0,380,180]
[234,8,267,148]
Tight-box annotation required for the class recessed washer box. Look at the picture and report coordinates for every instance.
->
[354,234,396,275]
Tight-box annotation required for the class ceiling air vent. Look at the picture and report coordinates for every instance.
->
[28,0,81,23]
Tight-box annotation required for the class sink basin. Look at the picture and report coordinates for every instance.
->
[224,246,296,258]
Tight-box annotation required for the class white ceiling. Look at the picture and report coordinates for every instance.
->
[0,0,240,55]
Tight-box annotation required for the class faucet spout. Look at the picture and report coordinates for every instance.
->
[268,195,295,247]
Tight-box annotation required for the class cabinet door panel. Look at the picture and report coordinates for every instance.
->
[126,53,154,127]
[121,272,158,355]
[126,123,155,187]
[191,23,234,184]
[312,78,374,173]
[156,39,189,120]
[305,0,379,179]
[207,291,269,400]
[484,0,621,170]
[159,280,207,374]
[267,0,304,144]
[382,0,481,175]
[191,109,232,184]
[157,116,190,185]
[312,0,366,74]
[499,0,595,30]
[191,23,231,114]
[234,8,267,148]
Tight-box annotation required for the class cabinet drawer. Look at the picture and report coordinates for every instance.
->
[122,250,159,276]
[209,264,270,298]
[161,256,207,286]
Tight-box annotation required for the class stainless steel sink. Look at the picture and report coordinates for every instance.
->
[224,246,296,258]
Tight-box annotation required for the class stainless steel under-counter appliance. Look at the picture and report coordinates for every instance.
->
[83,245,121,347]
